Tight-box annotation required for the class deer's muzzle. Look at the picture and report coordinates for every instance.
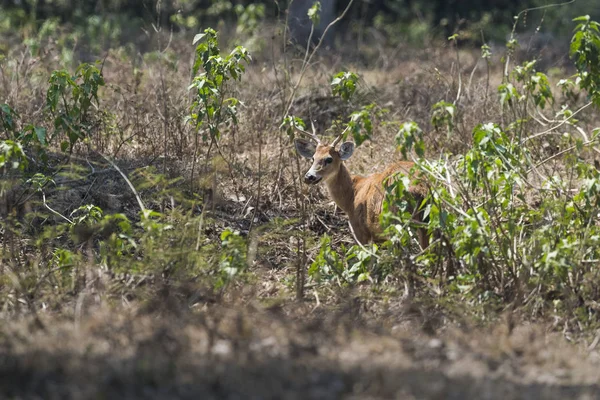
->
[304,173,322,184]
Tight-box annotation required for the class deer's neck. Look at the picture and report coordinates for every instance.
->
[325,164,355,215]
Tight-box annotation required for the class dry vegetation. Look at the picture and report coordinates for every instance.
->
[2,10,600,399]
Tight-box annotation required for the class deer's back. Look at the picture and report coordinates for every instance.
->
[350,160,425,242]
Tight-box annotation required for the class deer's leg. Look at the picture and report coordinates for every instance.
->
[349,221,373,247]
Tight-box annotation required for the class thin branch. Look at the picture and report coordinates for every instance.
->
[529,138,598,172]
[283,0,355,118]
[523,101,593,142]
[42,191,73,224]
[98,153,146,213]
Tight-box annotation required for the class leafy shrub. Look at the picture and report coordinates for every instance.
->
[188,28,250,144]
[46,62,105,153]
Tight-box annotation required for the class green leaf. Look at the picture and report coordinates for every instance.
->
[307,1,321,25]
[193,33,206,45]
[34,126,47,145]
[572,15,590,23]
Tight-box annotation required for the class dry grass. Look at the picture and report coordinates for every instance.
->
[2,24,600,399]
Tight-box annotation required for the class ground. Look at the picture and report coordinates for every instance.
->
[3,294,600,399]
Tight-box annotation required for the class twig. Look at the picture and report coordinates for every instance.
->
[466,60,478,101]
[529,138,598,172]
[523,101,593,142]
[452,39,462,106]
[311,289,321,313]
[283,0,355,117]
[504,0,576,81]
[315,213,331,232]
[42,191,73,224]
[98,153,146,213]
[347,221,380,260]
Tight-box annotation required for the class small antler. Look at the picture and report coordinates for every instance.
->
[294,120,321,143]
[331,126,350,147]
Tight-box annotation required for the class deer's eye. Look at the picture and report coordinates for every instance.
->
[324,157,333,164]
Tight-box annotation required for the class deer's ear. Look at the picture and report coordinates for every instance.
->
[295,138,316,159]
[339,141,355,160]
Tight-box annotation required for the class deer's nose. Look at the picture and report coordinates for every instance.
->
[304,173,321,184]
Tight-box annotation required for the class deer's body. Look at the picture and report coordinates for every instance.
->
[295,134,428,248]
[327,160,425,244]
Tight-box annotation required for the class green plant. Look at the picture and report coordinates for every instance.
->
[308,235,375,285]
[345,103,386,146]
[308,235,345,284]
[188,28,250,145]
[307,1,322,26]
[46,62,105,153]
[0,104,18,138]
[431,101,456,136]
[217,228,248,288]
[0,140,26,171]
[331,71,358,102]
[280,115,307,140]
[395,121,425,159]
[570,15,600,105]
[70,204,103,225]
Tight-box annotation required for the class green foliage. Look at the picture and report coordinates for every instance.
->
[0,140,26,171]
[70,204,103,225]
[0,103,18,137]
[514,61,554,109]
[346,103,384,146]
[345,245,374,283]
[481,43,492,60]
[307,1,321,26]
[431,101,456,135]
[395,121,424,159]
[381,171,423,248]
[26,173,54,190]
[330,71,385,146]
[188,28,250,143]
[308,235,344,283]
[2,103,48,161]
[218,228,248,287]
[499,61,554,111]
[19,125,47,147]
[372,12,431,46]
[279,115,307,141]
[462,123,524,191]
[331,71,359,102]
[46,62,105,153]
[570,15,600,105]
[308,235,373,284]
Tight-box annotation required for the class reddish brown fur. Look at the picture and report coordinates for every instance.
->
[299,141,428,247]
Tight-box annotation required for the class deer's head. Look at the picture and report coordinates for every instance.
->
[294,126,354,185]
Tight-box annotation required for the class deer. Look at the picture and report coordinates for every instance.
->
[294,125,429,249]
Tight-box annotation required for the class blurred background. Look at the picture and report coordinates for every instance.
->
[2,0,599,58]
